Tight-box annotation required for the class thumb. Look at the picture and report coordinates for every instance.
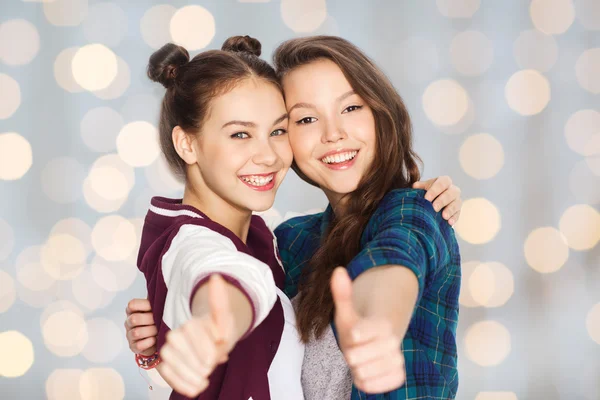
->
[208,274,233,342]
[331,267,359,339]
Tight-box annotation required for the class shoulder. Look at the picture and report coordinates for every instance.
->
[374,188,436,221]
[274,212,323,242]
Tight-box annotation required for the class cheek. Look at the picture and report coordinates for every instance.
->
[274,140,294,167]
[289,130,314,165]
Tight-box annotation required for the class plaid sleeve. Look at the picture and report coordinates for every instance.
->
[346,191,450,303]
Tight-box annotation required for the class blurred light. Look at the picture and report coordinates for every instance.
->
[513,30,558,72]
[42,310,88,357]
[170,5,215,50]
[83,154,134,213]
[54,47,84,93]
[79,368,125,400]
[524,227,569,273]
[80,107,124,153]
[43,0,88,27]
[475,393,518,400]
[0,218,14,261]
[72,44,118,91]
[41,157,85,203]
[0,74,21,119]
[82,3,127,47]
[454,198,501,244]
[46,369,84,400]
[82,318,123,363]
[564,110,600,156]
[91,215,137,261]
[459,261,481,308]
[436,0,480,18]
[530,0,575,35]
[469,262,514,307]
[41,234,86,280]
[281,0,327,33]
[586,303,600,345]
[140,5,176,49]
[559,205,600,250]
[72,269,116,312]
[0,132,31,180]
[16,246,56,291]
[505,70,550,116]
[0,270,16,313]
[117,121,160,167]
[450,30,494,76]
[0,331,34,377]
[92,56,130,100]
[575,48,600,94]
[0,19,40,65]
[459,133,504,180]
[422,79,470,126]
[465,320,511,366]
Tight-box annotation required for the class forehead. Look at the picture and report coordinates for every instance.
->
[282,59,353,101]
[208,78,285,123]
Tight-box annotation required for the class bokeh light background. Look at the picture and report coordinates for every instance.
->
[1,0,599,399]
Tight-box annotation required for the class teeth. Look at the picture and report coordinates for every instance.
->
[241,174,274,186]
[321,151,358,164]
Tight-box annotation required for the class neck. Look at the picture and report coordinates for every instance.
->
[182,186,252,243]
[323,189,348,218]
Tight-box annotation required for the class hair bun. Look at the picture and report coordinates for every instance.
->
[221,35,262,57]
[147,43,190,89]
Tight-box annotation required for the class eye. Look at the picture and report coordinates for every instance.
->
[296,117,317,125]
[343,105,363,113]
[231,132,249,139]
[270,128,287,137]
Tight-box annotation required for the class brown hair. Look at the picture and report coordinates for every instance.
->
[273,36,422,342]
[148,35,280,180]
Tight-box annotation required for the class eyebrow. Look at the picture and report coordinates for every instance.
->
[287,90,357,113]
[221,113,289,129]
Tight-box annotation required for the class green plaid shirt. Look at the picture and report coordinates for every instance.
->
[274,189,461,399]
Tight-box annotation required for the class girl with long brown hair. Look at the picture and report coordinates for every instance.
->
[127,35,462,399]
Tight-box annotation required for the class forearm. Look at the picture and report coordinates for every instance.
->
[351,265,419,339]
[191,280,253,342]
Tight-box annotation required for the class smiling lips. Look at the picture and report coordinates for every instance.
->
[320,149,359,170]
[238,172,276,191]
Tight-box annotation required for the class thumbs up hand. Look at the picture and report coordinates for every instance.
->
[158,274,237,398]
[331,267,406,394]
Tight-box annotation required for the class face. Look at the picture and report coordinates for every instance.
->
[191,78,292,213]
[282,59,376,205]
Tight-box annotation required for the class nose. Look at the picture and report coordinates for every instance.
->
[321,115,347,144]
[252,138,279,167]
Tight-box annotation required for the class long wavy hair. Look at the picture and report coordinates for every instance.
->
[273,36,422,342]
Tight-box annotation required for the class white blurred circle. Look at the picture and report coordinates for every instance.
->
[576,0,600,30]
[505,70,551,116]
[88,167,130,201]
[0,270,16,313]
[513,30,558,72]
[71,269,116,313]
[82,3,127,47]
[459,260,481,308]
[72,44,118,91]
[41,157,85,203]
[524,227,569,273]
[0,74,21,119]
[454,198,501,244]
[395,37,439,84]
[450,30,494,76]
[0,132,31,180]
[436,0,480,18]
[16,246,56,291]
[145,154,184,195]
[564,109,600,156]
[0,218,14,261]
[91,254,138,293]
[82,318,123,363]
[422,79,469,126]
[83,154,134,213]
[575,48,600,94]
[170,5,215,50]
[50,219,93,255]
[140,5,176,49]
[41,234,86,281]
[0,331,34,377]
[469,262,514,308]
[92,56,130,100]
[465,320,511,366]
[586,303,600,345]
[281,0,327,33]
[91,215,137,261]
[475,393,518,400]
[54,47,84,93]
[42,310,88,357]
[569,160,600,204]
[459,133,504,180]
[0,19,40,66]
[117,121,160,167]
[80,368,125,400]
[81,107,124,153]
[41,301,84,328]
[530,0,575,35]
[46,369,84,400]
[44,0,88,27]
[559,204,600,250]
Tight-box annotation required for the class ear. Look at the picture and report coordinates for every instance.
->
[172,126,198,165]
